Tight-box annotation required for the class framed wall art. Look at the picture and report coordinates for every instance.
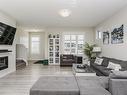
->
[103,31,110,45]
[111,24,124,44]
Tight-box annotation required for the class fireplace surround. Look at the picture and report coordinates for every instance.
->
[0,56,8,70]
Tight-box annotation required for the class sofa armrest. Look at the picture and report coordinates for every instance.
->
[109,79,127,95]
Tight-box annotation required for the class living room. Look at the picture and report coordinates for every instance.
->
[0,0,127,95]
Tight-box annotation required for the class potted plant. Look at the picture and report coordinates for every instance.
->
[84,42,96,60]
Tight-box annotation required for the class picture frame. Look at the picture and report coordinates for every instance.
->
[103,31,110,45]
[111,24,124,44]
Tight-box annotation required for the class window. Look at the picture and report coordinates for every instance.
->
[31,35,40,54]
[63,34,84,55]
[96,31,102,39]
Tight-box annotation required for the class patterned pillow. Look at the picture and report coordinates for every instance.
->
[94,57,103,65]
[107,61,121,71]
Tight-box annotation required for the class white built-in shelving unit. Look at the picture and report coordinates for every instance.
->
[48,34,60,65]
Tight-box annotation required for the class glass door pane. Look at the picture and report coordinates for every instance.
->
[71,41,76,48]
[31,36,40,54]
[71,35,76,40]
[78,41,84,54]
[64,35,71,40]
[78,35,84,40]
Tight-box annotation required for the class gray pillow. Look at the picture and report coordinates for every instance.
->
[109,70,127,79]
[102,57,110,67]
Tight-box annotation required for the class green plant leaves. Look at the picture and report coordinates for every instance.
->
[84,42,96,60]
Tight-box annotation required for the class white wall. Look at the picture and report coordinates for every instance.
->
[15,27,29,62]
[0,11,16,77]
[16,44,28,65]
[95,6,127,60]
[16,27,29,48]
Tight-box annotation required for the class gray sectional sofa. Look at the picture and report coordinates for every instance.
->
[90,57,127,76]
[30,57,127,95]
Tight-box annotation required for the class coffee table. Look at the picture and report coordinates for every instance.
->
[72,64,96,76]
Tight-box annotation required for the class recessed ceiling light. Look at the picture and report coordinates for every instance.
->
[59,9,71,17]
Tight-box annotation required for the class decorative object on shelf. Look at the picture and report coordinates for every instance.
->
[55,46,59,51]
[48,34,52,38]
[48,34,60,65]
[49,52,53,57]
[49,46,53,51]
[57,34,59,38]
[103,31,109,45]
[84,42,96,60]
[111,24,124,44]
[53,35,55,38]
[92,47,101,57]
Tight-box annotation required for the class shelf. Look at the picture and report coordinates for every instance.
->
[48,34,60,65]
[0,50,12,53]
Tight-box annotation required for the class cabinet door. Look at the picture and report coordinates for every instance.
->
[48,34,60,65]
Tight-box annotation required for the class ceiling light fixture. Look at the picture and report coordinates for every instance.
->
[59,9,71,17]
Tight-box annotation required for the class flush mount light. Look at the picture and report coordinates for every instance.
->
[59,9,71,17]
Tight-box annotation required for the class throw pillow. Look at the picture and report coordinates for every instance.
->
[107,62,121,71]
[94,57,103,65]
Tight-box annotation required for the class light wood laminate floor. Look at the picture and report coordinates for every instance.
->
[0,62,73,95]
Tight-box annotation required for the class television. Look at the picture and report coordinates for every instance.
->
[0,22,16,45]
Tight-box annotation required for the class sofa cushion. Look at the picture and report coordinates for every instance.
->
[109,58,127,70]
[101,69,112,76]
[109,71,127,79]
[91,63,111,76]
[30,76,79,95]
[62,54,74,59]
[95,65,112,76]
[76,76,111,95]
[95,65,109,71]
[63,59,74,62]
[91,62,101,68]
[101,57,110,67]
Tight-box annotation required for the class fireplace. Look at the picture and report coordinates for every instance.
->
[0,56,8,70]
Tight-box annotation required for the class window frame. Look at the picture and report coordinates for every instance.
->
[63,34,84,55]
[30,35,40,54]
[96,31,102,39]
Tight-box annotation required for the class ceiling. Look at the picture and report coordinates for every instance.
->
[0,0,127,27]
